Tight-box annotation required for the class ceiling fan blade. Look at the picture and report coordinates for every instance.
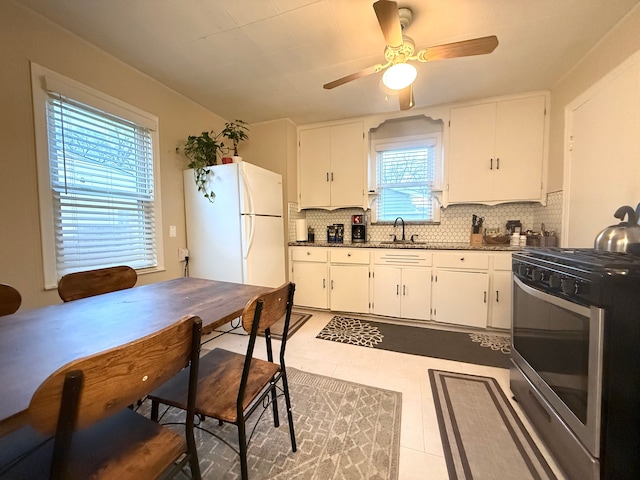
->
[373,0,403,48]
[398,84,414,111]
[323,64,385,89]
[417,35,499,62]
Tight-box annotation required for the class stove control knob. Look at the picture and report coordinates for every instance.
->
[561,279,579,295]
[548,274,561,289]
[532,268,544,282]
[518,264,529,277]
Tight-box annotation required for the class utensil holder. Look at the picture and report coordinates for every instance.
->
[470,233,483,246]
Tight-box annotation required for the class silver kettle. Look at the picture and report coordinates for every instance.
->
[594,205,640,253]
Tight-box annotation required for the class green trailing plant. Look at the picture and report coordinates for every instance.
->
[183,120,250,202]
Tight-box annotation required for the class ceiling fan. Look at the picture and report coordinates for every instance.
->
[323,0,499,111]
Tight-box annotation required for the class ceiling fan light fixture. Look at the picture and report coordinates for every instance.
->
[382,62,417,90]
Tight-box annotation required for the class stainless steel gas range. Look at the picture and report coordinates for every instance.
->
[511,248,640,480]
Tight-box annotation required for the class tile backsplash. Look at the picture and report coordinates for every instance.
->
[289,191,563,244]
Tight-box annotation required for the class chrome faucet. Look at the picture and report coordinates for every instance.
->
[394,217,405,241]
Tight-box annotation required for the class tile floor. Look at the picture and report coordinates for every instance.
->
[201,310,567,479]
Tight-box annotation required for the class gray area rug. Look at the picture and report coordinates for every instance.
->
[429,370,557,480]
[143,367,401,480]
[317,316,511,368]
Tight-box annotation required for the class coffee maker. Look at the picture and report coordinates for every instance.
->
[351,214,367,243]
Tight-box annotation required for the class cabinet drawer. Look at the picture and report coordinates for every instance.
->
[330,249,370,264]
[291,248,328,262]
[493,253,513,271]
[373,250,432,266]
[434,252,489,270]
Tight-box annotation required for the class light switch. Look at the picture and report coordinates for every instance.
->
[169,225,176,237]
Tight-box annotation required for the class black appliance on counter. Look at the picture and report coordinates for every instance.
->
[352,214,366,243]
[511,248,640,480]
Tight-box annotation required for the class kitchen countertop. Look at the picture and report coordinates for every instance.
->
[288,241,522,251]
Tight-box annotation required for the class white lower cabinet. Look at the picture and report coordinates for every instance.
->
[432,252,490,328]
[290,248,329,309]
[329,249,370,314]
[489,253,513,330]
[330,264,369,314]
[289,246,512,331]
[373,266,431,321]
[432,269,489,328]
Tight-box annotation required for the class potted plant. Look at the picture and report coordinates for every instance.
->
[183,120,249,202]
[221,119,250,159]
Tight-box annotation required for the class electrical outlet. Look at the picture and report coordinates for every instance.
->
[178,248,188,262]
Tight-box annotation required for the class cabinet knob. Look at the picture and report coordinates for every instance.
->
[460,257,465,261]
[347,253,351,257]
[306,251,311,255]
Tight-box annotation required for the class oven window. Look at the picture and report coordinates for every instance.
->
[513,282,590,423]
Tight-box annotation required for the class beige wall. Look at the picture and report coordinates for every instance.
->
[240,118,298,273]
[548,5,640,192]
[0,1,228,309]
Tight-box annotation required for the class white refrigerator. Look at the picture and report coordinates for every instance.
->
[183,162,285,287]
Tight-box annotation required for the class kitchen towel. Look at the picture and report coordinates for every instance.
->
[295,218,307,241]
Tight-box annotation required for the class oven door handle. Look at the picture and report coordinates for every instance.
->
[513,276,591,317]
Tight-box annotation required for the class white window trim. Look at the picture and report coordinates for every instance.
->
[31,63,165,289]
[369,133,443,223]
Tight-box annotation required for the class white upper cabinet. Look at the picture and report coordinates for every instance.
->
[447,94,547,205]
[298,122,365,209]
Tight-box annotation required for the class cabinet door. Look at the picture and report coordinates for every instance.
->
[299,127,331,208]
[433,269,488,328]
[493,96,545,201]
[490,271,512,329]
[373,266,402,318]
[448,102,496,203]
[400,268,431,321]
[330,122,364,207]
[292,262,328,309]
[330,264,369,314]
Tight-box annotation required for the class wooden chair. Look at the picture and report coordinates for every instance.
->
[148,282,297,480]
[0,283,21,316]
[0,315,203,480]
[57,266,137,302]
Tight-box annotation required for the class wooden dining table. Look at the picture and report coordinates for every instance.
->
[0,276,270,436]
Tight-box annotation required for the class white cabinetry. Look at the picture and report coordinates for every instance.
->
[489,254,512,330]
[432,253,489,328]
[329,249,370,314]
[372,250,432,321]
[448,94,546,204]
[290,247,329,309]
[298,122,364,209]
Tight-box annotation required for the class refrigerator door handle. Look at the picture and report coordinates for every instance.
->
[241,167,255,215]
[244,215,255,260]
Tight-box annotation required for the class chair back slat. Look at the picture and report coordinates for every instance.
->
[29,315,200,435]
[57,266,137,302]
[241,283,294,334]
[0,284,21,316]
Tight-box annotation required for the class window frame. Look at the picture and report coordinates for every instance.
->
[31,63,165,289]
[370,133,443,224]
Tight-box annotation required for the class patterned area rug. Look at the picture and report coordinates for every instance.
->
[317,316,511,368]
[429,370,557,479]
[143,367,401,480]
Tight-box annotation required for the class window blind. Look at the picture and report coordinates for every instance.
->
[376,146,436,222]
[46,94,157,277]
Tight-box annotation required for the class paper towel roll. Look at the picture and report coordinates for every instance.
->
[295,219,308,241]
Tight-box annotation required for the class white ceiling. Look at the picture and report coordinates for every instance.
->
[15,0,640,125]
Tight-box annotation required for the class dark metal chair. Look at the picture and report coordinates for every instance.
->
[0,315,203,480]
[148,282,297,480]
[0,283,21,316]
[57,266,137,302]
